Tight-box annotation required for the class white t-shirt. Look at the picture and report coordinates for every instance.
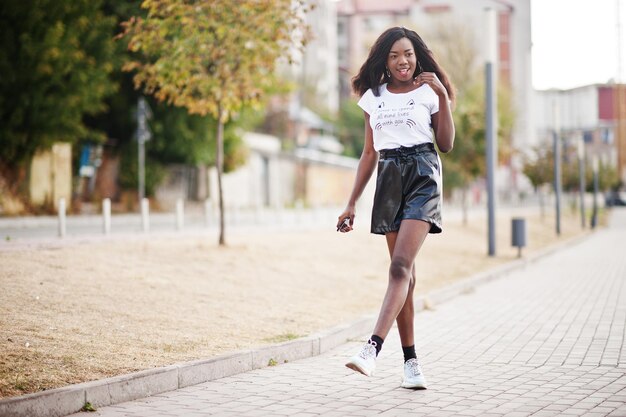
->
[357,83,439,151]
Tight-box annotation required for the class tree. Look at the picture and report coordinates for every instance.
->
[336,99,365,158]
[0,0,117,191]
[522,145,554,217]
[121,0,308,245]
[83,1,251,203]
[523,146,553,191]
[424,20,478,95]
[442,81,486,224]
[147,101,258,171]
[562,156,620,193]
[424,20,516,224]
[591,161,620,192]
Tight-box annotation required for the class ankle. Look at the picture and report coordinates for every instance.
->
[369,335,384,356]
[402,345,417,362]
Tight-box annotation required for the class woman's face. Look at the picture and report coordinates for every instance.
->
[386,37,417,83]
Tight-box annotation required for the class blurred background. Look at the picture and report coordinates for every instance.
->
[1,0,625,220]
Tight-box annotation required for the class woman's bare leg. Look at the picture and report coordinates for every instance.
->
[373,219,430,340]
[385,232,417,347]
[396,263,417,346]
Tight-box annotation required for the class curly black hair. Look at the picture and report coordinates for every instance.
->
[352,26,455,102]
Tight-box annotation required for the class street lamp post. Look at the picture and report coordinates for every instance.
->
[485,8,498,257]
[577,136,586,229]
[553,101,562,236]
[137,96,152,202]
[591,156,599,229]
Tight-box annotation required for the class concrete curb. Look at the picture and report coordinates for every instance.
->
[0,315,377,417]
[0,232,592,417]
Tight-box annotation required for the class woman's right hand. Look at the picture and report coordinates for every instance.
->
[336,206,355,233]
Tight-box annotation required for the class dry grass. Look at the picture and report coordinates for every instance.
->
[0,207,588,398]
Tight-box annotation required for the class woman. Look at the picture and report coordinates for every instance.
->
[336,26,455,389]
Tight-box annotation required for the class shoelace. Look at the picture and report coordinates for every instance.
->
[406,359,422,375]
[358,340,377,359]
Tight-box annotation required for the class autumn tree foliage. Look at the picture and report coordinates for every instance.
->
[121,0,309,245]
[0,0,117,187]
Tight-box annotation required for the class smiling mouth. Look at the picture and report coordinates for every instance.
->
[397,68,411,76]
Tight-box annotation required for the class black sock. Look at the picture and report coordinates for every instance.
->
[402,345,417,362]
[369,334,384,356]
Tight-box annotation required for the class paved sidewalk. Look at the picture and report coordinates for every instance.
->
[71,209,626,417]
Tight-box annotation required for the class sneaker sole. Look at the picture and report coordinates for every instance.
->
[345,362,373,377]
[400,380,427,390]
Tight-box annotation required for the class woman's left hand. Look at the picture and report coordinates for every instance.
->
[418,72,455,152]
[414,72,448,99]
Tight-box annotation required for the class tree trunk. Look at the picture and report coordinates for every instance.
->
[538,186,545,220]
[216,105,226,246]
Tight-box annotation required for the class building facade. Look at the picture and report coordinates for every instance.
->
[534,83,626,184]
[284,0,340,115]
[337,0,534,197]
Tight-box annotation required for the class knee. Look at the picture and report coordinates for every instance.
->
[405,268,416,292]
[389,258,412,282]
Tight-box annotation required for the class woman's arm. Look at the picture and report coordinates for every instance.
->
[415,72,455,153]
[431,96,455,153]
[337,112,378,232]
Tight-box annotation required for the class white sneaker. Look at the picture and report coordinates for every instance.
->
[400,358,428,389]
[345,340,377,376]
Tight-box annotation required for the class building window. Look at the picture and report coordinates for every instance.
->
[602,128,614,144]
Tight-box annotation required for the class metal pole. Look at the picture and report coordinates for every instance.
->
[616,0,626,184]
[591,157,599,229]
[485,8,498,257]
[138,97,147,202]
[553,101,562,236]
[577,137,586,228]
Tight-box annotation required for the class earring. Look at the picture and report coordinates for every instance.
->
[417,60,424,74]
[385,67,391,78]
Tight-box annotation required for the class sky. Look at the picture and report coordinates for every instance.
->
[531,0,626,90]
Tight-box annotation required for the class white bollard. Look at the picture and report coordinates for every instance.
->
[275,204,284,226]
[176,198,184,231]
[295,200,304,226]
[102,198,111,235]
[57,198,66,238]
[141,198,150,232]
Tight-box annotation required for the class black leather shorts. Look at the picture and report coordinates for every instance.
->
[371,142,442,235]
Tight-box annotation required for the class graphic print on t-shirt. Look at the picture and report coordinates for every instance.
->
[357,83,438,151]
[373,99,417,131]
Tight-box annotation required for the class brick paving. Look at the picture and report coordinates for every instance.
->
[71,209,626,416]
